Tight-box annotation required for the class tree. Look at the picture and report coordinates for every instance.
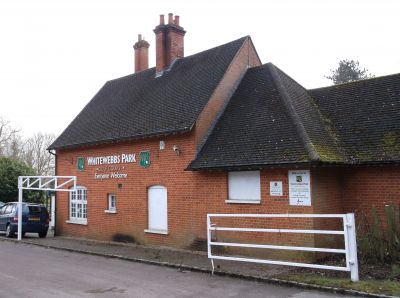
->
[0,157,40,203]
[23,133,55,176]
[0,118,19,156]
[3,134,24,161]
[325,59,374,85]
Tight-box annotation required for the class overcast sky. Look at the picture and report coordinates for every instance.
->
[1,0,399,137]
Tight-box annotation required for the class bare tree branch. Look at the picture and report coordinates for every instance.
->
[0,118,20,156]
[23,133,56,176]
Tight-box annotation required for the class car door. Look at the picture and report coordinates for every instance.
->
[0,204,8,231]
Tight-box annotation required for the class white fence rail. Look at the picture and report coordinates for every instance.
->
[207,213,359,282]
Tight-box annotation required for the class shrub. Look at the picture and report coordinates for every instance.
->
[356,204,400,265]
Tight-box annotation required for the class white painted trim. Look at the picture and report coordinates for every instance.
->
[225,199,260,204]
[144,229,168,235]
[66,219,87,225]
[104,210,117,214]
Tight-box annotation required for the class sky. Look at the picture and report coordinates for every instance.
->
[0,0,399,137]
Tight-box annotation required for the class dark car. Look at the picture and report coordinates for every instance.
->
[0,203,49,238]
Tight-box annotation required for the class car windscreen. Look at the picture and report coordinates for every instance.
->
[28,206,42,214]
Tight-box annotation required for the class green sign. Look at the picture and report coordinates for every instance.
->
[140,151,150,168]
[77,157,85,171]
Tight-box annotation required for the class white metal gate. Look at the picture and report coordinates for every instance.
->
[17,176,77,240]
[207,213,359,282]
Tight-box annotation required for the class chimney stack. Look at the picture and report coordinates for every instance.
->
[154,13,186,74]
[133,34,150,73]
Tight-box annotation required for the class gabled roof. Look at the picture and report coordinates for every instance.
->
[187,63,345,170]
[310,74,400,163]
[49,37,248,150]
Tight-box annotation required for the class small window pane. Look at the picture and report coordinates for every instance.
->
[108,194,116,211]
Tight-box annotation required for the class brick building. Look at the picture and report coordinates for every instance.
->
[49,14,400,251]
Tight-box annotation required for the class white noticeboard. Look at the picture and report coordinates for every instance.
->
[270,181,283,196]
[288,170,311,206]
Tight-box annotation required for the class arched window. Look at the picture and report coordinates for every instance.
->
[69,186,87,224]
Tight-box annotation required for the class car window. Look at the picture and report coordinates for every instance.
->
[0,205,6,214]
[4,205,13,214]
[22,205,29,214]
[28,206,42,214]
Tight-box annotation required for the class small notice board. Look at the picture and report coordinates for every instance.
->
[288,170,311,206]
[269,181,283,196]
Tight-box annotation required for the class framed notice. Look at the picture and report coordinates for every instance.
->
[288,170,311,206]
[270,181,283,196]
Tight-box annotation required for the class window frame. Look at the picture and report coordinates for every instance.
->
[226,171,261,204]
[105,193,117,213]
[67,186,87,225]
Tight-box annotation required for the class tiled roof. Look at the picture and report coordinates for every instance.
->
[187,63,345,170]
[49,37,248,150]
[310,74,400,163]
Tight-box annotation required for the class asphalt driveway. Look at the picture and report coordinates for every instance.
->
[0,241,359,298]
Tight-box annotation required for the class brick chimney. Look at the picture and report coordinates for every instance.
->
[133,34,150,73]
[153,13,186,74]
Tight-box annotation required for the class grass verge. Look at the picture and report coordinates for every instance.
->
[274,273,400,297]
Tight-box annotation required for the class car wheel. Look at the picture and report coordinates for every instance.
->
[5,224,14,238]
[38,231,47,238]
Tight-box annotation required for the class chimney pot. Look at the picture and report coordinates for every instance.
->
[168,13,173,24]
[138,34,142,41]
[160,14,165,25]
[174,15,180,26]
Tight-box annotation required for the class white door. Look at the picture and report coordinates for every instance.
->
[148,186,168,232]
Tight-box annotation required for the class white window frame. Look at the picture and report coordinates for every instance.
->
[105,193,117,213]
[226,171,261,204]
[67,186,87,225]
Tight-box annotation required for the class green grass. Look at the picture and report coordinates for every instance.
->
[274,274,400,297]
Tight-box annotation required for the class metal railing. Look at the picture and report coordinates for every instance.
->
[207,213,359,282]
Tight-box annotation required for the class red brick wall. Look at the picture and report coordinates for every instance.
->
[56,134,400,251]
[340,166,400,227]
[56,132,199,246]
[56,144,320,252]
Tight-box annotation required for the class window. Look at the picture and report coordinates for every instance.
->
[105,194,116,213]
[68,186,87,224]
[227,171,261,203]
[4,204,14,214]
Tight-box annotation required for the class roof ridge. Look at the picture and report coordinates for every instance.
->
[309,72,400,91]
[267,63,320,161]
